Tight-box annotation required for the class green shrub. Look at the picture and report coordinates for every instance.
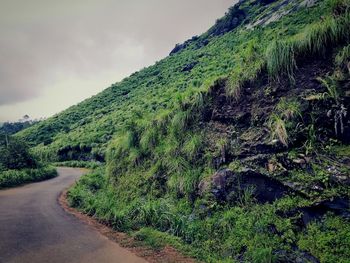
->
[0,135,38,170]
[298,215,350,263]
[0,166,57,188]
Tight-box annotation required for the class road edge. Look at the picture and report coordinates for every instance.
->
[58,183,196,263]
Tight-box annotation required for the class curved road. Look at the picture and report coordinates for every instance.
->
[0,167,147,263]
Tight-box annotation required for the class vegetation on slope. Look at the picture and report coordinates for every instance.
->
[16,0,350,261]
[17,0,335,162]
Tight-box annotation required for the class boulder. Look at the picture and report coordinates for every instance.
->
[199,168,291,203]
[300,197,350,226]
[275,249,319,263]
[278,197,350,228]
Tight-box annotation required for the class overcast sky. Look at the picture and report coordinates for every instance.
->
[0,0,233,122]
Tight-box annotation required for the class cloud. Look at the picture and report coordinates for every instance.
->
[0,0,233,121]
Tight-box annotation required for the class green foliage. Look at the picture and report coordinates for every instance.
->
[328,0,350,14]
[276,98,301,120]
[182,133,203,161]
[226,38,265,98]
[69,173,302,262]
[19,0,350,262]
[303,123,317,155]
[298,215,350,263]
[133,227,187,251]
[0,119,38,135]
[0,135,38,170]
[317,75,340,104]
[268,114,289,146]
[0,134,56,188]
[335,44,350,72]
[266,40,297,80]
[330,144,350,156]
[140,126,159,152]
[268,98,302,146]
[0,166,57,188]
[11,0,347,166]
[267,7,350,79]
[302,15,339,56]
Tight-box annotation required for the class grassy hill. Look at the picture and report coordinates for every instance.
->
[18,0,335,162]
[19,0,350,261]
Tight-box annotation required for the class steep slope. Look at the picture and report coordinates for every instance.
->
[18,0,328,162]
[22,0,350,261]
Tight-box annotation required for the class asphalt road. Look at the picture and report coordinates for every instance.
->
[0,167,147,263]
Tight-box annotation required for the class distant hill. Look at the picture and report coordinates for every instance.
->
[1,117,39,135]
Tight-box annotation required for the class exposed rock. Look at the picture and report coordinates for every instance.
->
[207,6,246,37]
[170,36,199,55]
[330,173,350,185]
[275,249,320,263]
[299,197,350,226]
[181,61,198,72]
[292,158,306,165]
[241,153,272,166]
[246,0,318,29]
[199,168,292,203]
[278,197,350,228]
[246,0,291,29]
[268,158,287,173]
[300,0,318,7]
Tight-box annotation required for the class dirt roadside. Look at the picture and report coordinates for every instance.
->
[59,188,197,263]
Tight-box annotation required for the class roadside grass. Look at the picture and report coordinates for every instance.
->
[0,166,57,189]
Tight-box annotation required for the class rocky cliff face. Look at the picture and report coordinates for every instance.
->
[199,52,350,221]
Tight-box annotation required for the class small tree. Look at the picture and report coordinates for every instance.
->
[0,135,38,170]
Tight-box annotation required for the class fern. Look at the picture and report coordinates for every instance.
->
[335,44,350,72]
[317,76,340,104]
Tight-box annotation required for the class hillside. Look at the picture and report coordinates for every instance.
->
[20,0,350,261]
[17,0,333,162]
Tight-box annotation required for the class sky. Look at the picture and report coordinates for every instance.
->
[0,0,234,122]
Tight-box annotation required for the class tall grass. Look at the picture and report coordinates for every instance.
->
[266,9,350,79]
[226,41,265,99]
[268,98,302,147]
[266,40,297,80]
[183,134,203,161]
[268,114,289,146]
[275,98,301,119]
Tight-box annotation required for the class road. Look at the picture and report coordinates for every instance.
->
[0,167,147,263]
